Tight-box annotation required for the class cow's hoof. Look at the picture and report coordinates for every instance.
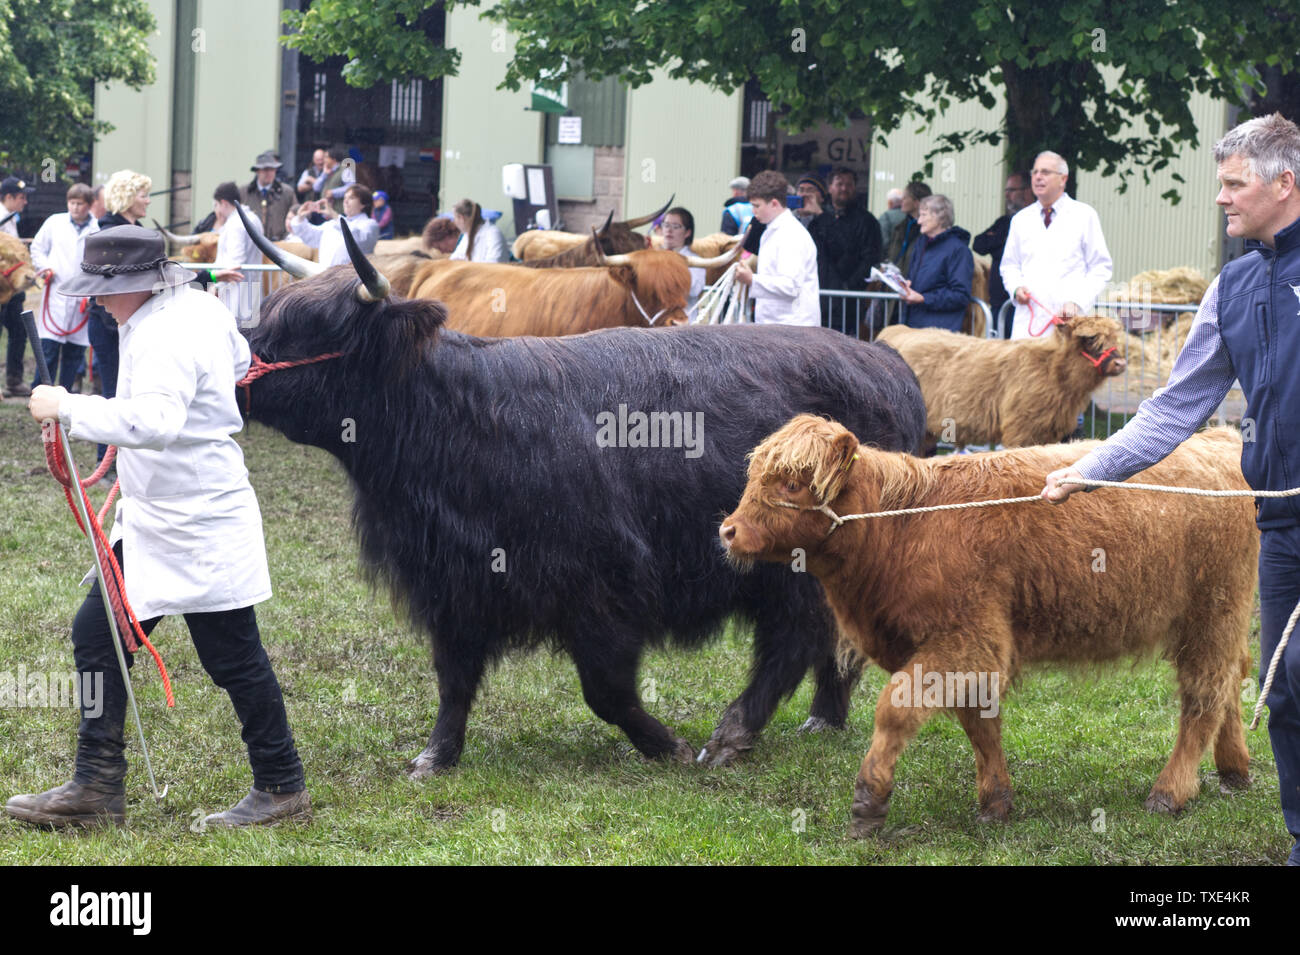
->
[798,716,844,735]
[696,727,756,767]
[849,796,889,839]
[406,749,456,781]
[1218,771,1251,793]
[977,788,1013,823]
[1143,790,1182,814]
[669,737,697,765]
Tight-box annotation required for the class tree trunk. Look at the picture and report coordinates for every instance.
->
[1001,61,1091,199]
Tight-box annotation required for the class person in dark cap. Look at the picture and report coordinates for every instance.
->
[1,176,36,396]
[239,150,294,240]
[6,225,310,830]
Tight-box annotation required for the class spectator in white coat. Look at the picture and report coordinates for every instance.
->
[287,184,380,267]
[30,183,99,391]
[449,199,508,262]
[209,181,263,319]
[1001,150,1112,339]
[733,170,820,325]
[661,206,706,313]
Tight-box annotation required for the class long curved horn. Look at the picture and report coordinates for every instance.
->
[596,209,614,236]
[236,203,324,280]
[341,217,390,303]
[153,218,202,246]
[621,194,675,229]
[683,234,747,269]
[589,226,607,265]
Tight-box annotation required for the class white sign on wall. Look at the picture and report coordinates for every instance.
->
[557,116,583,145]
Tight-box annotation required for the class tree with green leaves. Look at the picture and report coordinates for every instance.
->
[0,0,156,175]
[283,0,1298,201]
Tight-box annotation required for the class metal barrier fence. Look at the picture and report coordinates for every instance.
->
[182,263,294,330]
[818,289,994,343]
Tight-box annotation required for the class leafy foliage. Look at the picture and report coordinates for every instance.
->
[0,0,156,173]
[282,0,1300,198]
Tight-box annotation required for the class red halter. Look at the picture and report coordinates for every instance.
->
[237,350,343,414]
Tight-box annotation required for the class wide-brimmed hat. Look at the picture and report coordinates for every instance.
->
[250,150,283,171]
[57,225,195,298]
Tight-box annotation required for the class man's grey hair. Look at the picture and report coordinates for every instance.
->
[1214,112,1300,184]
[920,194,954,230]
[1035,151,1069,177]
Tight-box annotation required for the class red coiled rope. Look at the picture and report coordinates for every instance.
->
[39,277,89,337]
[42,423,175,707]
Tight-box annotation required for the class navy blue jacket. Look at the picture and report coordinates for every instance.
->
[902,226,973,332]
[1218,216,1300,528]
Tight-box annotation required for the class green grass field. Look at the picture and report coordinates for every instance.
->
[0,399,1286,864]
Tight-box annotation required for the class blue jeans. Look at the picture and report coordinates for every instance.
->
[71,545,305,794]
[1258,526,1300,862]
[32,338,85,391]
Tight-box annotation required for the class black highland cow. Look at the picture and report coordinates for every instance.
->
[243,227,926,775]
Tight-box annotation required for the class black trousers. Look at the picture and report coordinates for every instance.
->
[71,545,305,793]
[2,294,27,380]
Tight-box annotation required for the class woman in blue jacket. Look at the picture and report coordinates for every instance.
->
[898,195,974,332]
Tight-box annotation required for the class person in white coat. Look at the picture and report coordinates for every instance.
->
[209,181,261,319]
[661,206,706,314]
[7,225,309,830]
[449,198,508,262]
[287,183,379,266]
[733,170,821,325]
[29,183,99,390]
[1001,150,1113,339]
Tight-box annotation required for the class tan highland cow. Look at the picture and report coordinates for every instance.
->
[720,415,1257,837]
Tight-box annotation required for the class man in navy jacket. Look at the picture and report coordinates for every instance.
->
[1044,113,1300,865]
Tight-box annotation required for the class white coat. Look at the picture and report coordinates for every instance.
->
[290,212,378,266]
[450,221,509,263]
[749,209,821,326]
[59,286,272,619]
[214,204,264,316]
[1000,193,1112,339]
[213,203,264,270]
[30,213,99,346]
[675,245,706,313]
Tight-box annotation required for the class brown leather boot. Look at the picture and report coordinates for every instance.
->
[202,788,311,829]
[4,376,31,398]
[5,780,125,829]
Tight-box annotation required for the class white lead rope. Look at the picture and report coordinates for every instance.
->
[775,476,1300,730]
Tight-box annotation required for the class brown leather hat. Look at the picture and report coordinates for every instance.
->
[57,225,195,298]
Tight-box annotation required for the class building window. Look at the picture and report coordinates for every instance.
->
[390,79,424,127]
[313,72,328,125]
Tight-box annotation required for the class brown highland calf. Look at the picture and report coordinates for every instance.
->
[876,314,1126,449]
[719,415,1257,836]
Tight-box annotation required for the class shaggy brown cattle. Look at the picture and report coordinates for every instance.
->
[0,233,36,306]
[720,416,1257,836]
[512,198,673,262]
[370,251,438,297]
[875,314,1127,449]
[404,251,694,336]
